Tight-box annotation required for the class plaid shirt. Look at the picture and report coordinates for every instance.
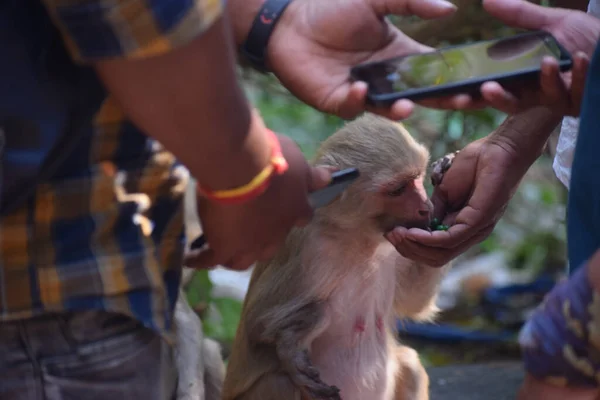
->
[0,0,223,340]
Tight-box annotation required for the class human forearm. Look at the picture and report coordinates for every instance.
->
[489,107,563,167]
[94,15,272,191]
[228,0,265,47]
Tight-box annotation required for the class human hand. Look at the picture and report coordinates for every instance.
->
[421,0,600,116]
[265,0,458,120]
[185,133,332,271]
[385,135,531,267]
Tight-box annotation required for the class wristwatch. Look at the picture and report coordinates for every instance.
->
[240,0,293,73]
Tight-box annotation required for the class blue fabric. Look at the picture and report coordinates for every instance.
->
[0,0,191,340]
[567,40,600,275]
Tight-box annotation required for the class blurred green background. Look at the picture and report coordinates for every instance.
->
[185,0,584,368]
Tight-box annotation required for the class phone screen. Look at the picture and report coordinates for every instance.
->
[352,32,565,96]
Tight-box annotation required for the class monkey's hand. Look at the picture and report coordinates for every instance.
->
[430,150,460,187]
[250,302,341,400]
[277,344,341,400]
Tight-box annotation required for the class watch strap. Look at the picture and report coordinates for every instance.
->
[240,0,293,73]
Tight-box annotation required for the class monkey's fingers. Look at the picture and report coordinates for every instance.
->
[306,386,342,400]
[281,348,340,400]
[292,367,341,400]
[430,150,460,187]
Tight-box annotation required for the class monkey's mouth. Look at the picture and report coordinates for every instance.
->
[375,215,431,233]
[400,219,432,230]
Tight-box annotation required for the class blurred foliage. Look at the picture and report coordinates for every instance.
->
[186,0,573,364]
[186,270,243,346]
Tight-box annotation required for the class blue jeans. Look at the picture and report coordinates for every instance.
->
[567,40,600,275]
[0,311,177,400]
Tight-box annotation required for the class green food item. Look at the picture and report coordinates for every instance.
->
[429,218,440,230]
[429,218,450,231]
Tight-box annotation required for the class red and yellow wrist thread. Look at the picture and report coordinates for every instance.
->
[197,129,288,204]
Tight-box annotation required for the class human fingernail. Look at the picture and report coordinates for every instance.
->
[354,81,368,92]
[313,167,333,187]
[575,52,589,62]
[428,0,457,10]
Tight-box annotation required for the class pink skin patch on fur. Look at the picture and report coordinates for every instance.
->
[376,315,383,332]
[354,316,366,333]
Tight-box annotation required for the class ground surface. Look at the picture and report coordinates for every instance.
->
[428,362,524,400]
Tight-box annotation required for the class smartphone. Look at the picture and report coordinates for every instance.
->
[189,167,360,250]
[349,30,573,106]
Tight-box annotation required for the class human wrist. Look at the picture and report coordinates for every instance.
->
[488,107,562,167]
[229,0,295,72]
[197,125,288,204]
[193,108,277,194]
[228,0,265,48]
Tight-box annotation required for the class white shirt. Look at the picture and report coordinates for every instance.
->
[553,0,600,188]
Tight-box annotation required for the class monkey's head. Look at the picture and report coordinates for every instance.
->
[313,113,433,236]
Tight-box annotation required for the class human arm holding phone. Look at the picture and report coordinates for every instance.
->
[387,0,600,264]
[227,0,458,120]
[421,0,600,116]
[385,0,600,263]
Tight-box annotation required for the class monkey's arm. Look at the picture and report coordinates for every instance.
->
[241,298,341,400]
[239,256,341,400]
[392,255,448,321]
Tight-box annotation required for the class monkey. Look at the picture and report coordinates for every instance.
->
[173,287,226,400]
[221,113,457,400]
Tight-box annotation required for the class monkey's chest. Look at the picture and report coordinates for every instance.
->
[309,269,396,400]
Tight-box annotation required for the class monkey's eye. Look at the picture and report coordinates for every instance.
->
[387,184,406,197]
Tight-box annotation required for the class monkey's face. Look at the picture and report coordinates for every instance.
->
[313,113,434,235]
[370,174,433,233]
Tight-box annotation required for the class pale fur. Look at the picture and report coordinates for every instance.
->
[173,289,226,400]
[223,113,451,400]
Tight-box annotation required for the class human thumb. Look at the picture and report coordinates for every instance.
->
[184,248,220,270]
[482,0,561,31]
[307,166,333,192]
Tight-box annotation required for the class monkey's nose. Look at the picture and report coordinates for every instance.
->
[418,209,430,217]
[417,201,434,221]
